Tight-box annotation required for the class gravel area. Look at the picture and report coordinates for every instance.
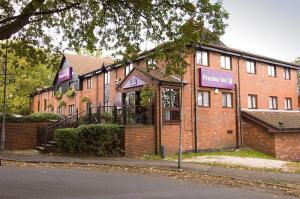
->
[183,156,289,170]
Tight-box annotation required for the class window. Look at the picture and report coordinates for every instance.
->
[196,51,208,66]
[44,99,47,111]
[87,77,92,89]
[57,86,62,93]
[284,68,291,80]
[162,88,180,121]
[57,107,63,115]
[197,91,210,107]
[248,95,257,109]
[222,93,233,108]
[284,98,292,110]
[104,71,110,85]
[125,63,133,76]
[104,101,109,106]
[246,61,256,74]
[69,81,75,89]
[147,59,157,69]
[268,65,276,77]
[68,105,76,115]
[221,55,231,70]
[269,96,278,110]
[37,100,40,112]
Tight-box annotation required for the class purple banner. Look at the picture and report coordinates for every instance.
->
[200,67,234,89]
[58,67,72,83]
[123,75,145,89]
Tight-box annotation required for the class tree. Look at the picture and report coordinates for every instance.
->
[0,0,228,73]
[0,45,56,115]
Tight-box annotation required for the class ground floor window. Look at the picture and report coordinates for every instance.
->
[197,91,210,107]
[222,92,233,108]
[69,104,76,115]
[162,88,180,122]
[284,98,292,110]
[57,107,63,115]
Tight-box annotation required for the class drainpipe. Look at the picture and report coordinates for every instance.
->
[158,84,162,155]
[96,74,99,105]
[237,56,242,148]
[193,51,198,152]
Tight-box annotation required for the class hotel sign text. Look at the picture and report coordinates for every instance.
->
[200,67,234,90]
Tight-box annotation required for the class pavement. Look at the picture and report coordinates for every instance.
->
[0,166,298,199]
[0,150,300,186]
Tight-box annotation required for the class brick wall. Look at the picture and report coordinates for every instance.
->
[242,118,275,156]
[275,132,300,161]
[124,125,155,157]
[0,123,50,150]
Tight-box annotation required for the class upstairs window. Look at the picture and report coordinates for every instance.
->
[57,86,62,93]
[221,55,231,70]
[248,94,257,109]
[246,61,256,74]
[87,77,92,89]
[284,98,292,110]
[162,88,180,122]
[125,63,133,76]
[197,91,210,107]
[268,65,276,77]
[284,68,291,80]
[269,96,278,110]
[222,92,233,108]
[196,51,208,66]
[69,81,75,89]
[104,71,110,85]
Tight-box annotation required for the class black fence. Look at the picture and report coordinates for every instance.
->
[38,105,154,146]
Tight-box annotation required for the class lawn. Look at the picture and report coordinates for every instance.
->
[141,148,275,160]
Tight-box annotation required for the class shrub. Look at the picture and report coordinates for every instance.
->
[101,112,113,123]
[54,124,121,156]
[0,112,61,123]
[55,91,62,99]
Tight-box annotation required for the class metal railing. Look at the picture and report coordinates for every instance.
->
[38,104,154,145]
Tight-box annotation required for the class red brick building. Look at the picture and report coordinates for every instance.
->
[30,42,300,160]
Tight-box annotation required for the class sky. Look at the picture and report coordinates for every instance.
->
[220,0,300,62]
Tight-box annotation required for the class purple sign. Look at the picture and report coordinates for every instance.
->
[200,67,234,89]
[58,67,72,83]
[123,75,145,89]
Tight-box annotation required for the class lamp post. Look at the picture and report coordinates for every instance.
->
[1,40,8,151]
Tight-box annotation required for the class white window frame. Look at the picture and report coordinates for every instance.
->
[284,98,292,110]
[269,96,278,110]
[284,68,291,80]
[268,65,276,77]
[104,71,110,85]
[221,55,231,70]
[247,95,257,109]
[196,51,208,66]
[125,63,133,76]
[87,77,92,89]
[246,61,256,74]
[222,92,233,108]
[197,91,210,107]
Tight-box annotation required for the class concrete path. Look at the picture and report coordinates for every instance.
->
[184,156,289,169]
[0,150,299,185]
[1,166,297,199]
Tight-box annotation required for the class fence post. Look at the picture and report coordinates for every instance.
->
[88,106,92,123]
[44,126,48,145]
[113,103,117,124]
[97,103,101,123]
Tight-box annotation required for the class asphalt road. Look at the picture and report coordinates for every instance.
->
[0,167,297,199]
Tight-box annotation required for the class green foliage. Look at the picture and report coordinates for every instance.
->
[81,96,90,103]
[0,112,61,123]
[101,112,113,123]
[66,88,75,98]
[140,86,154,106]
[0,1,228,76]
[55,91,62,99]
[54,124,121,156]
[58,100,66,108]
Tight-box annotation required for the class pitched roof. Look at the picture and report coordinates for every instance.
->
[242,110,300,132]
[64,54,114,76]
[136,67,183,84]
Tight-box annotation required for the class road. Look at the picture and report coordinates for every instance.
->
[0,166,297,199]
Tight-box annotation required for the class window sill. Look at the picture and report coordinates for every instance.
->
[162,121,180,125]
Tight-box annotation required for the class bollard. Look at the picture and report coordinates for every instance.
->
[160,145,166,159]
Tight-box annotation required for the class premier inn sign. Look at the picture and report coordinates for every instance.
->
[200,67,234,89]
[58,67,72,83]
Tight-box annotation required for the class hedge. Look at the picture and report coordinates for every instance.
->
[54,124,121,156]
[0,112,61,123]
